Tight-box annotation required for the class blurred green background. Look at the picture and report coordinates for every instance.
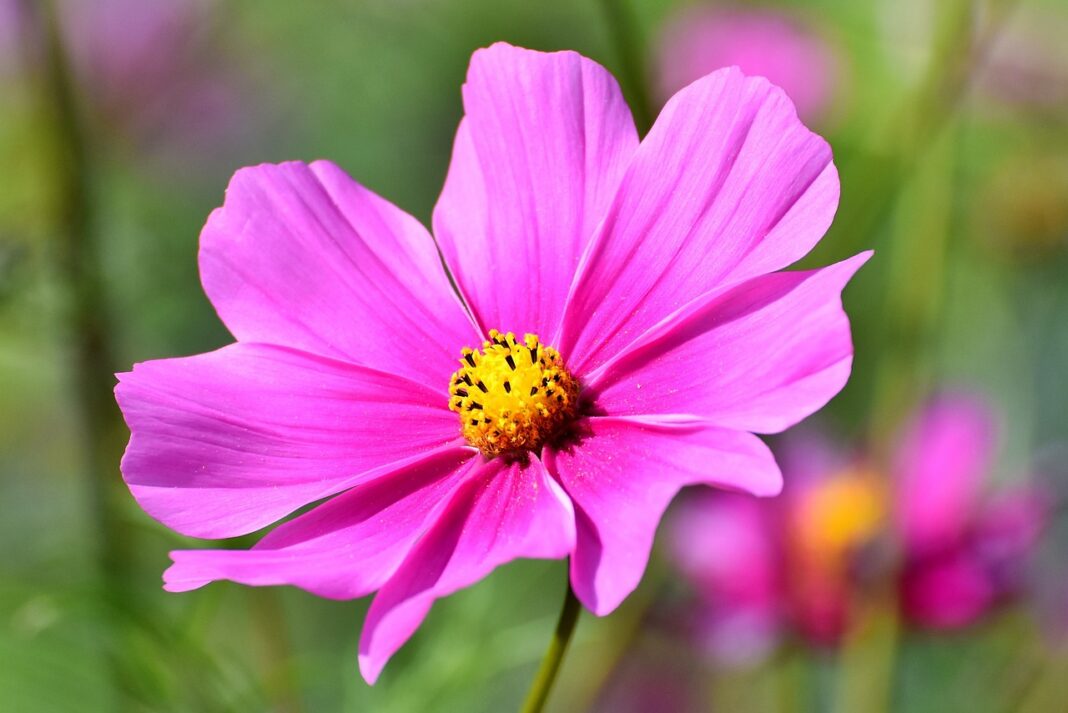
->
[1,0,1067,711]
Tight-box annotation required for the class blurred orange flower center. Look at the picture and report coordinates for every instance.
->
[794,469,885,566]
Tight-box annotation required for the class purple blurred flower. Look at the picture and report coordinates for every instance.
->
[976,4,1068,115]
[669,394,1046,662]
[656,6,838,123]
[895,395,1046,629]
[3,0,263,170]
[670,491,782,664]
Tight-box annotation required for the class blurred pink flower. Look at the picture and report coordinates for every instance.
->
[669,394,1045,661]
[3,0,261,169]
[670,491,783,664]
[116,42,865,682]
[656,6,838,122]
[975,4,1068,115]
[895,395,1046,629]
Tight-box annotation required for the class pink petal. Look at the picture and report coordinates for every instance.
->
[163,447,474,599]
[433,42,639,338]
[200,160,478,384]
[544,416,782,616]
[116,343,464,539]
[894,394,996,552]
[586,253,870,433]
[558,67,839,375]
[358,455,575,683]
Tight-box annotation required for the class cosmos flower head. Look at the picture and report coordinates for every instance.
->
[669,393,1046,662]
[115,42,867,682]
[656,5,839,123]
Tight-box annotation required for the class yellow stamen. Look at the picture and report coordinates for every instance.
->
[448,329,580,458]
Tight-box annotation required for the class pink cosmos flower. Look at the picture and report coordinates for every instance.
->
[669,394,1045,662]
[895,397,1046,629]
[115,42,866,682]
[657,6,838,123]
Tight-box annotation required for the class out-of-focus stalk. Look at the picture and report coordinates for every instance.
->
[834,3,981,713]
[568,565,665,710]
[807,0,1020,266]
[596,0,655,135]
[23,0,129,705]
[249,588,304,713]
[26,0,126,575]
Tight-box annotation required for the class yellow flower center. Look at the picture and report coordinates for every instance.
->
[448,330,580,458]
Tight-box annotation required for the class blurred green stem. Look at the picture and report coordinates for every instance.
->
[250,589,304,713]
[25,0,130,701]
[519,579,582,713]
[30,0,126,576]
[596,0,655,134]
[806,0,1020,267]
[570,560,667,710]
[836,2,981,713]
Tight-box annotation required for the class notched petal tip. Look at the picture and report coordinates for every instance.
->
[161,559,212,594]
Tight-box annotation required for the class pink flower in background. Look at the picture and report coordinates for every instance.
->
[116,42,865,682]
[669,394,1046,662]
[670,491,783,664]
[657,6,838,123]
[896,397,1046,629]
[3,0,261,169]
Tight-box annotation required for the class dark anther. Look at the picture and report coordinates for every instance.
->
[529,346,539,363]
[503,381,511,393]
[469,401,484,410]
[505,354,516,371]
[530,386,538,396]
[462,374,473,386]
[455,388,468,397]
[470,419,479,426]
[464,353,476,367]
[477,380,488,393]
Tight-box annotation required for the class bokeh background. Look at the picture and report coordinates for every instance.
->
[2,0,1067,711]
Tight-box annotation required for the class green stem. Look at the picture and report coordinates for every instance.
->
[26,0,130,704]
[805,0,1020,267]
[596,0,655,135]
[30,0,126,580]
[519,580,582,713]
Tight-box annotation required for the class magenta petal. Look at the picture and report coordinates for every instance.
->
[163,447,474,599]
[433,42,639,338]
[559,67,839,374]
[587,253,870,433]
[200,160,478,384]
[116,343,463,539]
[894,394,996,552]
[357,455,575,683]
[546,416,781,616]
